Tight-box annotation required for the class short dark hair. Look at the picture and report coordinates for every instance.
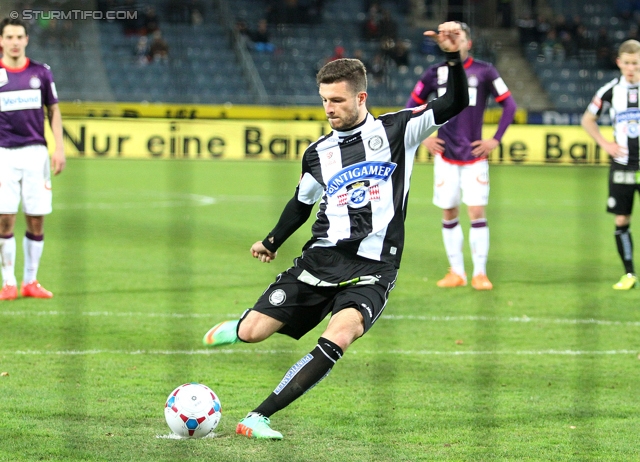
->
[1,18,28,36]
[316,58,367,93]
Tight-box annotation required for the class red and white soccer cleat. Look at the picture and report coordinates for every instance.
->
[21,281,53,299]
[0,284,18,301]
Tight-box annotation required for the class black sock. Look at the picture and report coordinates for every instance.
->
[252,337,343,418]
[615,225,635,274]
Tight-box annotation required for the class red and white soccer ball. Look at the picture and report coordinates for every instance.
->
[164,383,222,438]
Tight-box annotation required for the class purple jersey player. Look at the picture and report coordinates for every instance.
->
[0,18,65,301]
[406,21,516,290]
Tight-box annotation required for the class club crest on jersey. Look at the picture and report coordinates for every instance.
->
[326,161,397,197]
[29,76,41,89]
[368,135,384,151]
[630,89,638,104]
[468,75,478,87]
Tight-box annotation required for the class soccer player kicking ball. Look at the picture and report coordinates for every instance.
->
[405,21,516,291]
[202,22,469,439]
[0,18,66,300]
[582,39,640,290]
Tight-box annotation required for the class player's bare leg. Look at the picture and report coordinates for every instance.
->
[438,206,467,287]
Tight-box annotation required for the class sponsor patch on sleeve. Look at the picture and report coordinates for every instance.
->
[493,77,509,96]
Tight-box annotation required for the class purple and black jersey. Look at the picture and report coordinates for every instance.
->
[0,58,58,148]
[406,56,516,164]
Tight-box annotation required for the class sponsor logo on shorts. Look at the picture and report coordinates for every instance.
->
[269,289,286,306]
[360,303,373,318]
[476,172,489,185]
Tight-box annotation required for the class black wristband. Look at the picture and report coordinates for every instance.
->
[262,235,278,253]
[445,51,461,65]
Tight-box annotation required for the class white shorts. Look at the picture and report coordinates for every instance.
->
[0,145,52,215]
[433,154,489,209]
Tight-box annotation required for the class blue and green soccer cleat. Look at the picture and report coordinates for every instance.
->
[612,273,638,290]
[202,320,239,347]
[236,415,283,439]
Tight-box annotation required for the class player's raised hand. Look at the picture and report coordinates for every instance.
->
[424,21,462,53]
[250,241,277,263]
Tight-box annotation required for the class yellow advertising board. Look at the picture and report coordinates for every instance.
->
[47,118,612,165]
[57,101,528,124]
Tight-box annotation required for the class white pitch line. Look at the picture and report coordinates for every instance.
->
[55,193,216,210]
[1,349,637,357]
[2,311,640,327]
[383,314,640,327]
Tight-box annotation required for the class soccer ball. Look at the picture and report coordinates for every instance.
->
[164,383,222,438]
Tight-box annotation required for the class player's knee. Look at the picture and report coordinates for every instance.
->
[324,309,365,351]
[615,215,631,227]
[237,311,280,343]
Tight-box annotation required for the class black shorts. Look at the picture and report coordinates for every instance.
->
[249,247,398,340]
[607,164,640,215]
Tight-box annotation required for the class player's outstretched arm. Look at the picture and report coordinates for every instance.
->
[425,23,469,125]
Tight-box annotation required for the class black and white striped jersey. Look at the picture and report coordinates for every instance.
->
[587,77,640,169]
[296,108,441,267]
[262,53,468,268]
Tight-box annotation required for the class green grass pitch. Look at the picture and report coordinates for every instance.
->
[0,159,639,461]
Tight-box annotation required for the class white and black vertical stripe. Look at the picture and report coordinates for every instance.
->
[296,106,441,267]
[627,85,639,169]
